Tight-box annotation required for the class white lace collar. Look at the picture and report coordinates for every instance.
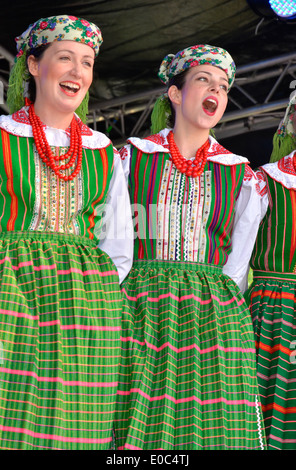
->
[127,128,249,166]
[0,107,111,150]
[261,152,296,189]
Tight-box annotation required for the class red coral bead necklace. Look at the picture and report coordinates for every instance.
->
[168,130,210,177]
[28,102,83,182]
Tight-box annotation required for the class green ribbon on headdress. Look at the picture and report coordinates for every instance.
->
[150,94,171,134]
[7,53,28,114]
[270,95,296,163]
[270,131,296,163]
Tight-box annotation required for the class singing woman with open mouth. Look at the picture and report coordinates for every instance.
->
[0,14,133,449]
[115,44,266,450]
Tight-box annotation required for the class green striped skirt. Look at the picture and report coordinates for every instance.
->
[246,270,296,450]
[0,231,122,449]
[115,260,266,450]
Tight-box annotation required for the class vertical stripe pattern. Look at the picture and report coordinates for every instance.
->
[251,173,296,272]
[0,131,114,240]
[129,147,244,265]
[247,170,296,449]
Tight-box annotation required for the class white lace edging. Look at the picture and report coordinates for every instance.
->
[255,395,265,450]
[0,112,111,150]
[262,152,296,189]
[127,129,249,166]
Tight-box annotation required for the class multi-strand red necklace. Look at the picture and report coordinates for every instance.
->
[28,103,83,182]
[168,130,210,177]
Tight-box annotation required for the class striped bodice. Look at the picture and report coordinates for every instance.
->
[0,129,114,241]
[251,170,296,273]
[128,145,245,266]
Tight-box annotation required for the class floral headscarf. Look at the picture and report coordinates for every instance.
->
[7,14,102,121]
[150,44,236,134]
[158,44,236,90]
[16,15,102,58]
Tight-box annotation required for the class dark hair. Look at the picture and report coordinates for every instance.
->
[26,44,50,102]
[167,69,188,128]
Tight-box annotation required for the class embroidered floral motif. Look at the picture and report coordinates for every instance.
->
[29,144,83,233]
[208,142,232,156]
[255,168,267,197]
[278,154,296,175]
[119,146,129,161]
[260,154,296,190]
[175,172,185,261]
[144,133,169,148]
[13,108,41,126]
[243,164,256,182]
[12,108,93,136]
[156,162,210,262]
[78,122,93,136]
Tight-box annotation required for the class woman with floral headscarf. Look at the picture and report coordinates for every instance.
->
[246,93,296,450]
[115,44,266,449]
[0,15,133,449]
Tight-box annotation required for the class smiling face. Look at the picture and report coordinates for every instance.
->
[168,64,229,134]
[27,40,95,121]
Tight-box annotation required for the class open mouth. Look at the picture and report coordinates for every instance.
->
[59,81,81,95]
[202,97,218,115]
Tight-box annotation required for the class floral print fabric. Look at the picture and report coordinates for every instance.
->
[15,14,102,58]
[158,44,236,89]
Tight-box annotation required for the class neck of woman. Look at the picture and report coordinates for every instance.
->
[32,102,74,130]
[172,125,210,160]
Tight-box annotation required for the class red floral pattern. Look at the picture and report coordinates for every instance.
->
[208,142,232,156]
[12,109,93,136]
[144,133,169,149]
[278,154,296,175]
[255,168,267,196]
[16,15,102,58]
[12,108,36,126]
[143,135,232,156]
[243,164,255,182]
[119,146,129,161]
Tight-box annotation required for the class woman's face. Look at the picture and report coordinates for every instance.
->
[168,64,229,132]
[28,40,95,116]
